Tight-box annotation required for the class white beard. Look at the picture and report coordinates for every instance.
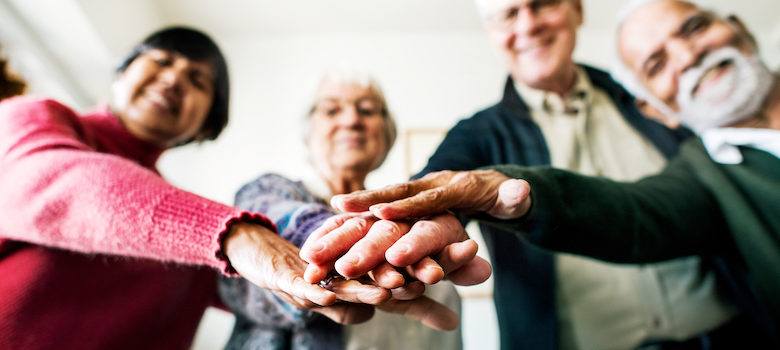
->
[675,46,773,133]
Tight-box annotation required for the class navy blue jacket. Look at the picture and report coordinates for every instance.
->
[415,66,691,350]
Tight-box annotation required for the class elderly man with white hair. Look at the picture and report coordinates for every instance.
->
[299,0,750,349]
[317,0,779,347]
[413,1,739,349]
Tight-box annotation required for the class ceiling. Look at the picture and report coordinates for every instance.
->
[2,0,779,107]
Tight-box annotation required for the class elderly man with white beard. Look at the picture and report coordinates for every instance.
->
[308,0,780,347]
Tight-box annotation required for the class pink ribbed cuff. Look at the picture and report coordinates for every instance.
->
[151,189,277,275]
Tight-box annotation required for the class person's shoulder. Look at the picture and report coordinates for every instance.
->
[238,173,302,193]
[0,96,84,140]
[0,96,76,117]
[0,96,81,127]
[580,64,632,96]
[450,103,504,131]
[470,102,503,121]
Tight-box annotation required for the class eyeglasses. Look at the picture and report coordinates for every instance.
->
[485,0,565,30]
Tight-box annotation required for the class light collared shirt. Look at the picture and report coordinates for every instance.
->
[515,68,737,350]
[703,127,780,164]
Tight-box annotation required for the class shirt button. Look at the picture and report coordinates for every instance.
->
[652,317,662,329]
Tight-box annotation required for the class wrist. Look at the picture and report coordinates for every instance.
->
[224,222,276,263]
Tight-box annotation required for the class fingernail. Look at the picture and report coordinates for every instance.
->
[331,195,344,209]
[427,265,444,276]
[369,204,387,217]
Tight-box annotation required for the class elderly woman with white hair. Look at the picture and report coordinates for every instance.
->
[218,70,463,350]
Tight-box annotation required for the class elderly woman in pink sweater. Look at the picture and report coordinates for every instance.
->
[0,27,471,349]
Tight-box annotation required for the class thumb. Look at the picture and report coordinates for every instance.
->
[486,179,531,219]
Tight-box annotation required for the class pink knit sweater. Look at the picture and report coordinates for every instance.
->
[0,97,274,349]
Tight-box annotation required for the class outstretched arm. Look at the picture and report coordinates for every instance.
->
[222,174,463,330]
[329,161,729,264]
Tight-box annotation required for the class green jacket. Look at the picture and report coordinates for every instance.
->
[489,139,779,339]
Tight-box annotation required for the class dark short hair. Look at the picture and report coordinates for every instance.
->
[116,26,230,142]
[1,56,27,101]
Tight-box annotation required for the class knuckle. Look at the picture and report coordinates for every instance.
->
[414,220,434,233]
[362,241,381,256]
[375,220,401,236]
[324,215,342,227]
[460,173,479,189]
[425,189,444,202]
[346,217,367,230]
[395,183,412,196]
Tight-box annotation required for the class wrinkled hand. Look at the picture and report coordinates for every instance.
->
[332,170,531,220]
[224,222,389,324]
[300,212,492,287]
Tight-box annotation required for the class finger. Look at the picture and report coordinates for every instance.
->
[390,281,426,300]
[329,279,391,305]
[437,239,479,274]
[486,179,532,219]
[273,291,315,310]
[276,273,337,306]
[303,262,333,284]
[378,296,459,331]
[385,214,467,267]
[408,256,445,285]
[300,213,356,255]
[335,220,410,278]
[368,262,405,289]
[300,216,374,265]
[301,212,375,251]
[331,172,450,212]
[368,184,461,220]
[313,303,376,325]
[447,256,492,286]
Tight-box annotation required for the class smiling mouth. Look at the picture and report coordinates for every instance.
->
[145,90,180,116]
[516,37,554,54]
[693,59,733,97]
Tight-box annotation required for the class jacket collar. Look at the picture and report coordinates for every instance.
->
[498,64,692,159]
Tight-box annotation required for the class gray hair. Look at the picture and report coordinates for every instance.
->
[302,69,398,168]
[473,0,577,19]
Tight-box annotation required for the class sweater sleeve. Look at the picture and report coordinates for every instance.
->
[233,173,334,248]
[218,174,334,329]
[484,157,730,263]
[0,97,274,274]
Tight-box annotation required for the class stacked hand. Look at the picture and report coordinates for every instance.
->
[224,170,530,331]
[332,170,532,220]
[298,212,492,330]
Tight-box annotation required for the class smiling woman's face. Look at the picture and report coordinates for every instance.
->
[308,81,388,179]
[111,49,215,148]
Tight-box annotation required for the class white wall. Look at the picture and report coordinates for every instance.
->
[158,31,506,202]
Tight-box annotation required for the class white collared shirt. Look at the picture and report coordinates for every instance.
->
[702,127,780,164]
